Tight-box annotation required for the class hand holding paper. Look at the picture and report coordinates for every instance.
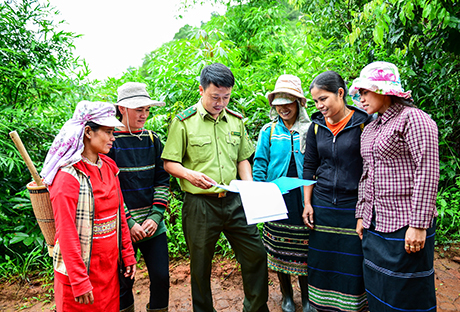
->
[214,177,316,224]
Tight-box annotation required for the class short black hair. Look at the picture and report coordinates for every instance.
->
[310,71,348,105]
[200,63,235,91]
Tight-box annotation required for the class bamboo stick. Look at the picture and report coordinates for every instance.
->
[9,131,43,186]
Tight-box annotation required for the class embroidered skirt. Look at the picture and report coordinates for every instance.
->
[362,220,436,312]
[307,195,368,312]
[263,187,309,275]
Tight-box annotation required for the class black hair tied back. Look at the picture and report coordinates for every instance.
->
[310,71,348,104]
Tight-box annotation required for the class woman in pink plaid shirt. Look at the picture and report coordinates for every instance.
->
[351,62,439,312]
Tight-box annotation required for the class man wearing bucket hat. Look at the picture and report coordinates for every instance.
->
[161,63,269,312]
[351,61,439,312]
[253,75,315,312]
[106,82,170,312]
[41,101,137,312]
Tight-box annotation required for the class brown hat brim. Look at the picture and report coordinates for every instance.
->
[267,88,306,106]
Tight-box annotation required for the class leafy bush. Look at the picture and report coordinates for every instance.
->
[165,193,188,257]
[1,0,459,275]
[436,177,460,241]
[0,0,92,276]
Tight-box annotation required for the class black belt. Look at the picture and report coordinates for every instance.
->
[202,192,227,198]
[186,191,230,198]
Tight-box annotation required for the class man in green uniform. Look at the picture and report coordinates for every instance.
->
[162,63,269,312]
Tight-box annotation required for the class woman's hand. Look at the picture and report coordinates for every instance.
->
[124,264,137,279]
[130,223,146,243]
[302,203,314,229]
[142,219,158,238]
[75,290,94,305]
[405,227,426,254]
[356,218,364,240]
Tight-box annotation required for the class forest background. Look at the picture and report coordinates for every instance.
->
[0,0,459,286]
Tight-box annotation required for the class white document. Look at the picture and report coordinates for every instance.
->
[215,180,288,225]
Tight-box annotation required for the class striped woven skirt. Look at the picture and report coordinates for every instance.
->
[263,222,310,275]
[263,186,309,275]
[307,195,368,312]
[362,219,436,312]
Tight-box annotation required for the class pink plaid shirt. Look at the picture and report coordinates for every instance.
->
[356,104,439,233]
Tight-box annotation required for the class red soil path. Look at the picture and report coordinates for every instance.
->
[1,247,459,312]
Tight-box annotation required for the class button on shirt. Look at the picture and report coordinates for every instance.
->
[356,104,439,233]
[161,100,254,194]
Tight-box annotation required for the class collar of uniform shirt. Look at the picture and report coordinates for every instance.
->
[197,100,229,122]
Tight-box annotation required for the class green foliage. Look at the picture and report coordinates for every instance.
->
[0,0,92,275]
[346,1,460,189]
[220,1,290,64]
[174,24,194,40]
[348,0,460,188]
[290,0,460,239]
[165,193,188,257]
[1,0,459,277]
[436,177,460,241]
[0,245,53,284]
[112,0,460,245]
[1,0,76,109]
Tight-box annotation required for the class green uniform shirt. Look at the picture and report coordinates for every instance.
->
[162,100,254,194]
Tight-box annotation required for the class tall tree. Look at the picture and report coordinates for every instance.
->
[0,0,90,264]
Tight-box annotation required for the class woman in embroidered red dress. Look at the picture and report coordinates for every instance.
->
[41,101,137,311]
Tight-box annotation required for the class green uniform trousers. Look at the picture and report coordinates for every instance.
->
[183,192,269,312]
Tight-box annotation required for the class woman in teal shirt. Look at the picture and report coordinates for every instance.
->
[253,74,314,312]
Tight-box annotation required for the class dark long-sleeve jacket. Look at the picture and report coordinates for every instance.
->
[303,106,373,205]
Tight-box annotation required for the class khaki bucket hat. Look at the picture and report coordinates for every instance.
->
[116,82,165,108]
[267,74,306,106]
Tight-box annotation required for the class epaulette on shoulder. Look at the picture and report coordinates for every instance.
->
[176,106,197,121]
[225,107,243,119]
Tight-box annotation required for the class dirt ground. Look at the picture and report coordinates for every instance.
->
[1,244,460,312]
